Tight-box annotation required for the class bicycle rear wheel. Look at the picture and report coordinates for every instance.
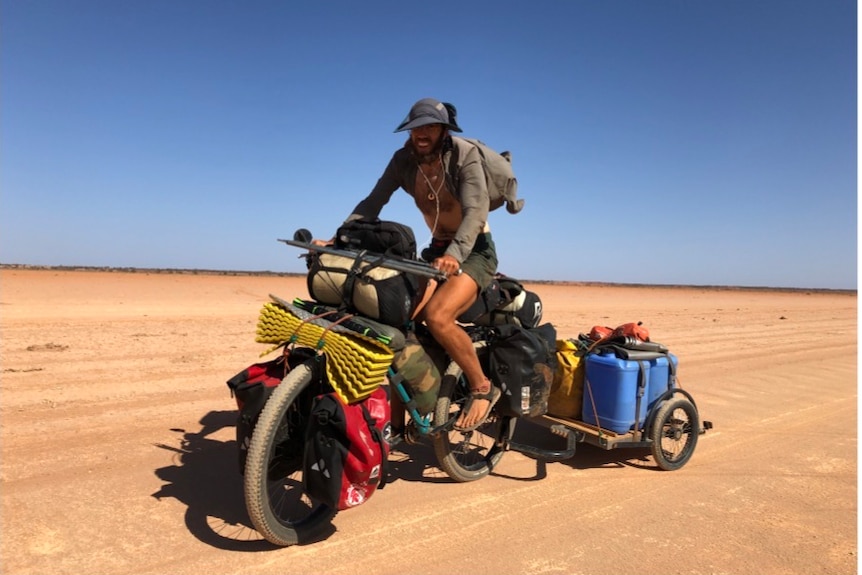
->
[243,360,336,546]
[432,362,515,482]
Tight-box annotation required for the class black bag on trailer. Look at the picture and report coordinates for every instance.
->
[488,322,557,417]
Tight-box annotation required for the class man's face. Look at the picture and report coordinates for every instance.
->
[410,123,445,157]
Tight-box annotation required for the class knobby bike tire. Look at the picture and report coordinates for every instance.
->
[243,360,336,546]
[432,361,516,482]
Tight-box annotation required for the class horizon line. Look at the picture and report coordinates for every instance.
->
[1,263,855,295]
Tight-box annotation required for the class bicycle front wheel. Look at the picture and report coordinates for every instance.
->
[432,362,515,483]
[243,360,336,546]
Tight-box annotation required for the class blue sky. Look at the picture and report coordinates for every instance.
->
[1,0,856,289]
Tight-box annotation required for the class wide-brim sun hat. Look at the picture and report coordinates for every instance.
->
[394,97,462,133]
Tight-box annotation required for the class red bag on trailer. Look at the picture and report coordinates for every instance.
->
[589,322,650,343]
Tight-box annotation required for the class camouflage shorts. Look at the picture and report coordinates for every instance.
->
[420,232,498,290]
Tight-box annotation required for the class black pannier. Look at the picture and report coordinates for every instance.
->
[489,322,557,418]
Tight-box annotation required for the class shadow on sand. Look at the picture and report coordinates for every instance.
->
[150,410,660,549]
[151,410,300,551]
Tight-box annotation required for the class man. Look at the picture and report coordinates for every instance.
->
[332,98,505,431]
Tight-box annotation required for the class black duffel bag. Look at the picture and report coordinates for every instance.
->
[458,274,543,328]
[488,322,557,418]
[335,218,416,259]
[307,219,419,327]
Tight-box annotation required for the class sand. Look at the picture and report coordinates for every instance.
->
[0,269,856,574]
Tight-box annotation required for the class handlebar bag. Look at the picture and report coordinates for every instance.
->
[335,219,417,259]
[307,252,419,327]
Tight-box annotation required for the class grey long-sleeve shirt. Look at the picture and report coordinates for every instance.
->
[347,136,490,264]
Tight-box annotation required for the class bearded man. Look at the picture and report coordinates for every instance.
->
[339,98,508,432]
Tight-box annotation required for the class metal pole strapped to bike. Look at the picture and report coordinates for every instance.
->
[279,229,450,282]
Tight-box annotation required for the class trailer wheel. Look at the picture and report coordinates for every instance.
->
[650,396,699,471]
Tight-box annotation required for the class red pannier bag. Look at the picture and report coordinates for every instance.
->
[303,387,391,510]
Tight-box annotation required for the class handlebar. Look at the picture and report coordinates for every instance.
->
[278,231,450,282]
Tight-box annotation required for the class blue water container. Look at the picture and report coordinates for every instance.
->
[581,351,677,433]
[647,353,677,408]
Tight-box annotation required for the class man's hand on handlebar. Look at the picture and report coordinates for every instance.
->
[311,238,334,247]
[432,254,462,277]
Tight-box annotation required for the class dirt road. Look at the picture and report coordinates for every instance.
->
[0,269,856,574]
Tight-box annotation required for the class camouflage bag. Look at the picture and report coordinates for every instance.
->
[390,332,444,415]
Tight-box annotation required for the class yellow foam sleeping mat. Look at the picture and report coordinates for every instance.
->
[254,297,394,404]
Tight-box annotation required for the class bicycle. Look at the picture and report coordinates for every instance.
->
[237,228,708,546]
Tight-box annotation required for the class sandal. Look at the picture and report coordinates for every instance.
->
[453,383,501,432]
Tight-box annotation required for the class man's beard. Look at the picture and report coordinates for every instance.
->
[409,134,446,164]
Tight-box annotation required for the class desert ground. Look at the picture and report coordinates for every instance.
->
[0,268,856,575]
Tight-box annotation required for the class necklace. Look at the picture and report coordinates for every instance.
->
[418,158,446,201]
[417,157,445,241]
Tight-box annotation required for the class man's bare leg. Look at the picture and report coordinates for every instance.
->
[422,274,493,430]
